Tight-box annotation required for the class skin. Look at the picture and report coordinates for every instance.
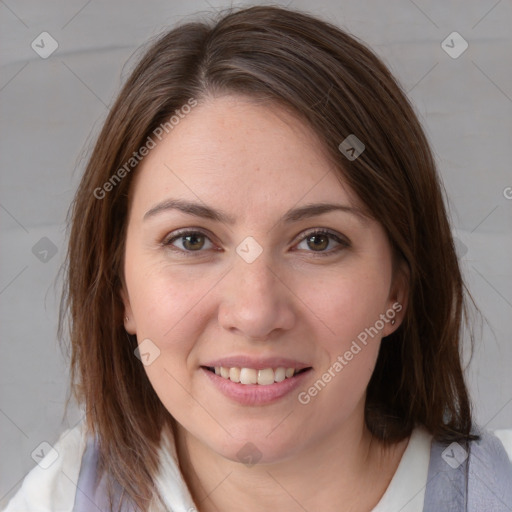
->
[121,94,410,512]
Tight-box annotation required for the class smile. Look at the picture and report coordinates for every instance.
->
[205,366,310,385]
[200,363,313,405]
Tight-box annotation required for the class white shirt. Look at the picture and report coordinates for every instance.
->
[4,422,512,512]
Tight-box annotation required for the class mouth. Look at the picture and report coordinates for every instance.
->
[202,365,312,385]
[201,364,313,405]
[200,356,314,405]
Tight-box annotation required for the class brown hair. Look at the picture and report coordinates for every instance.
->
[59,5,479,510]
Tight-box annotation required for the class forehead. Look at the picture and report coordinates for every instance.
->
[129,95,366,221]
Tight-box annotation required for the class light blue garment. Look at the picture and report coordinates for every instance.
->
[73,426,512,511]
[72,435,136,512]
[424,427,512,511]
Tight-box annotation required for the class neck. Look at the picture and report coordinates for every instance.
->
[174,406,408,512]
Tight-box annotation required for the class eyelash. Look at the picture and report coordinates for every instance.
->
[161,228,350,257]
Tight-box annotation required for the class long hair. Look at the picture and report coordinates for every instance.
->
[59,5,479,510]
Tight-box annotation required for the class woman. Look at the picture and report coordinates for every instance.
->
[5,5,512,512]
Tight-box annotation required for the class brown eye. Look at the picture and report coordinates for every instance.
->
[163,230,214,253]
[295,229,349,255]
[306,233,329,251]
[181,233,206,251]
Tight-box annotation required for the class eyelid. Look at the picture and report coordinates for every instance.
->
[294,227,350,246]
[162,227,209,242]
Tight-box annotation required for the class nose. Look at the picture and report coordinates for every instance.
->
[217,250,296,341]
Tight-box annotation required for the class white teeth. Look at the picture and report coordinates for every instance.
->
[240,368,257,384]
[257,368,275,386]
[274,367,286,382]
[212,366,301,384]
[229,367,241,383]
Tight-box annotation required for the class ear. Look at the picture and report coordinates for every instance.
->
[382,258,409,337]
[120,285,137,335]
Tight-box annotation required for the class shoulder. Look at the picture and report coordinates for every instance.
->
[3,422,87,512]
[425,426,512,511]
[468,427,512,510]
[491,428,512,462]
[469,427,512,472]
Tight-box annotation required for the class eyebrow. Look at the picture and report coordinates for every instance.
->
[143,198,370,225]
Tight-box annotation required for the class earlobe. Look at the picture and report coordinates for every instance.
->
[385,259,410,336]
[124,316,136,334]
[120,286,136,334]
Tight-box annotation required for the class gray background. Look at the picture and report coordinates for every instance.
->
[1,0,511,505]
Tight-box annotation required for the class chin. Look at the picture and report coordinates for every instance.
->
[212,431,302,467]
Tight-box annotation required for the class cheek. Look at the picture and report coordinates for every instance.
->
[126,255,211,338]
[126,266,210,416]
[296,267,389,408]
[305,267,390,344]
[124,261,214,407]
[296,274,385,415]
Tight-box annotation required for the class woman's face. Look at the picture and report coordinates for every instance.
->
[122,94,407,464]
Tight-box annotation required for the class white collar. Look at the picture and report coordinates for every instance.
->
[370,425,432,511]
[151,424,198,512]
[152,424,432,512]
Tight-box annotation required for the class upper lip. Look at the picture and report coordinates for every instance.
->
[201,356,312,371]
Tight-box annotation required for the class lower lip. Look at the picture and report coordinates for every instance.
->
[201,367,312,406]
